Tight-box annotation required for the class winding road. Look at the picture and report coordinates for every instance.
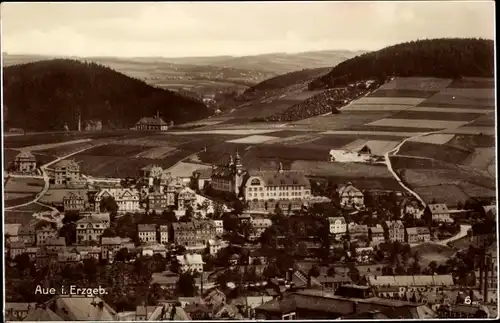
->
[383,130,447,206]
[5,144,105,211]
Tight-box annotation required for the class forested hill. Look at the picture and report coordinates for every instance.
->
[309,38,495,90]
[3,59,210,131]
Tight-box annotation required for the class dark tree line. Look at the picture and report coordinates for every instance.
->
[3,59,210,131]
[310,38,494,90]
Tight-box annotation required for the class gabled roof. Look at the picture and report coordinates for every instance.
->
[16,150,36,159]
[328,217,346,224]
[46,237,66,246]
[5,223,22,236]
[24,307,63,321]
[76,213,110,224]
[177,253,204,266]
[54,159,80,168]
[246,170,310,187]
[370,225,384,234]
[136,116,168,126]
[427,203,449,214]
[406,227,430,235]
[138,224,156,232]
[338,182,363,197]
[101,237,122,245]
[45,295,117,321]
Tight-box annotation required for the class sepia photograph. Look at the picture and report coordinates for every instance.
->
[1,1,497,321]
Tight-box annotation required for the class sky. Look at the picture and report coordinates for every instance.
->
[1,1,495,58]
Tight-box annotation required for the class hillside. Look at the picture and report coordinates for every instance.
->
[3,59,210,132]
[309,38,495,90]
[160,50,365,74]
[2,54,276,97]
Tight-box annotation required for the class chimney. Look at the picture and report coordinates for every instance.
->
[156,110,160,119]
[278,162,283,173]
[483,255,489,303]
[352,301,358,314]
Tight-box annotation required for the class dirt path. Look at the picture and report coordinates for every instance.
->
[384,130,449,207]
[4,144,105,211]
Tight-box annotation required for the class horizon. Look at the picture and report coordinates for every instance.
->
[1,2,495,58]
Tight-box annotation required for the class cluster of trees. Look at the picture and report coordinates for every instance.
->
[3,59,210,131]
[6,253,172,312]
[309,38,494,90]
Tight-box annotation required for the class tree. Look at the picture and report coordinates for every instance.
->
[116,248,129,262]
[327,266,337,277]
[428,261,438,274]
[161,209,178,223]
[347,262,360,283]
[176,272,197,297]
[62,210,81,224]
[222,213,240,232]
[100,196,119,214]
[262,263,280,279]
[14,253,32,272]
[59,222,77,245]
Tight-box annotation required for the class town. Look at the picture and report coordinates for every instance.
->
[4,146,497,320]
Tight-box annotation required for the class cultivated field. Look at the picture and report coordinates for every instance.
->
[11,139,93,152]
[4,178,44,207]
[408,134,455,145]
[378,77,453,91]
[367,118,468,129]
[227,135,280,144]
[463,147,496,171]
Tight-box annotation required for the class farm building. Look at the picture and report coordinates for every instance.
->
[424,204,455,223]
[405,227,431,244]
[328,217,347,236]
[14,151,37,173]
[338,182,364,209]
[135,114,168,131]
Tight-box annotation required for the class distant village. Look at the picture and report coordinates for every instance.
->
[4,144,498,320]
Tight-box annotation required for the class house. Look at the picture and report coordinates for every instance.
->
[369,225,385,244]
[4,303,37,321]
[36,225,58,246]
[384,220,405,242]
[44,295,117,321]
[9,241,26,259]
[101,237,122,260]
[367,275,454,293]
[151,271,179,290]
[436,304,489,318]
[207,238,228,256]
[18,225,36,246]
[45,237,67,252]
[406,227,431,244]
[74,246,101,260]
[142,243,168,257]
[5,223,21,243]
[203,289,226,309]
[338,182,364,209]
[76,213,110,243]
[177,253,204,273]
[63,191,86,211]
[177,187,197,211]
[138,224,157,243]
[191,168,212,191]
[58,251,81,263]
[24,306,63,321]
[400,198,424,220]
[84,120,102,131]
[95,188,141,213]
[50,160,81,185]
[255,288,436,320]
[425,204,455,223]
[213,220,224,236]
[250,217,273,241]
[348,223,369,240]
[135,114,168,131]
[159,225,169,244]
[243,163,311,211]
[172,220,216,249]
[14,151,37,173]
[147,191,169,213]
[355,247,374,263]
[328,217,347,237]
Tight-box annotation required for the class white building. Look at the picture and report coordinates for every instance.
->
[177,253,204,273]
[250,217,273,241]
[95,188,141,213]
[213,220,224,236]
[159,225,169,244]
[76,213,110,243]
[138,224,156,243]
[207,239,228,256]
[328,217,347,236]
